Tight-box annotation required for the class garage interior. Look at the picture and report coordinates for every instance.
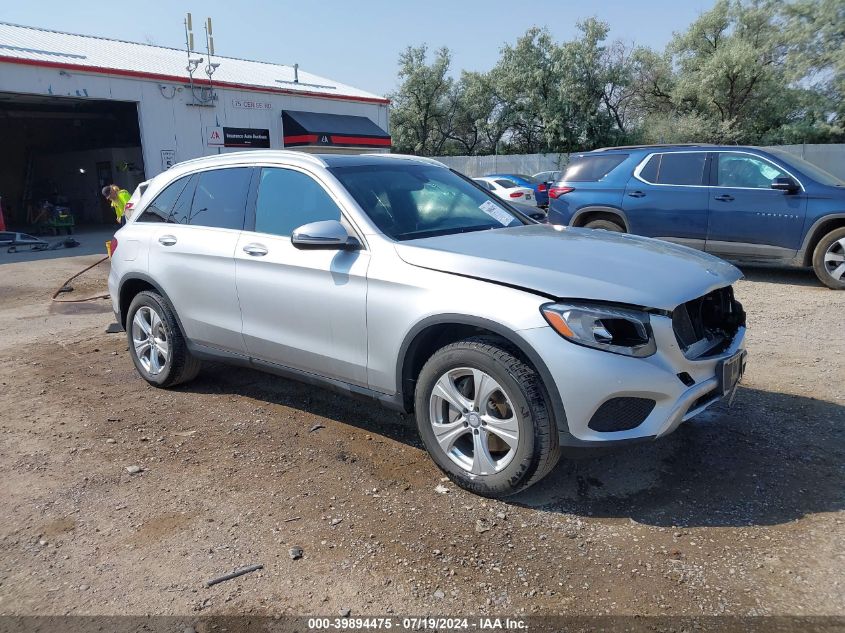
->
[0,92,146,230]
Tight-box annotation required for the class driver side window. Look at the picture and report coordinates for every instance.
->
[717,154,787,189]
[255,168,342,237]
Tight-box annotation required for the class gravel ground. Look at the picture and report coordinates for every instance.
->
[0,255,842,617]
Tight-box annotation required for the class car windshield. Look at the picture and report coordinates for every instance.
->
[766,149,845,186]
[330,164,525,241]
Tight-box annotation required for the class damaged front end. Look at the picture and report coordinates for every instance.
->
[672,286,746,359]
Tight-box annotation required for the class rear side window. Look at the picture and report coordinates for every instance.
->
[136,175,192,223]
[562,155,628,182]
[189,168,252,229]
[254,168,342,237]
[641,153,707,186]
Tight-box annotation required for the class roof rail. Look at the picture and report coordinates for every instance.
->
[174,150,328,168]
[592,143,716,152]
[362,153,448,168]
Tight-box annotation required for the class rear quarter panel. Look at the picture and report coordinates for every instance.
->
[547,153,638,225]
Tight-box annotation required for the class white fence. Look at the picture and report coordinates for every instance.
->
[431,144,845,180]
[431,153,568,177]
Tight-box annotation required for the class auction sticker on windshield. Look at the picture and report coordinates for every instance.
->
[479,200,513,225]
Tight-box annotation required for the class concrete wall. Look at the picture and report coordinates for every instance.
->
[0,63,390,181]
[432,146,845,180]
[762,144,845,180]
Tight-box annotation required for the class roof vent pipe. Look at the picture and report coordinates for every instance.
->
[294,63,299,83]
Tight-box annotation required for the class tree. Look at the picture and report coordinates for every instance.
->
[780,0,845,135]
[388,1,843,155]
[389,45,453,155]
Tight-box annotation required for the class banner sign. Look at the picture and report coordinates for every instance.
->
[207,127,271,148]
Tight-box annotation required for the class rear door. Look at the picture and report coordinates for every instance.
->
[235,166,370,386]
[144,167,252,354]
[623,151,710,248]
[705,151,807,258]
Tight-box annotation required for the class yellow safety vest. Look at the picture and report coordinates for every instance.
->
[111,189,131,222]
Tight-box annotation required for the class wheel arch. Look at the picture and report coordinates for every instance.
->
[798,213,845,266]
[396,315,568,434]
[118,274,187,337]
[570,206,630,231]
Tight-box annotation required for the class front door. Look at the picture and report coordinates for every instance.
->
[623,151,710,249]
[235,166,370,386]
[706,152,807,259]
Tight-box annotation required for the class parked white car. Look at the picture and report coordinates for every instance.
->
[473,177,535,206]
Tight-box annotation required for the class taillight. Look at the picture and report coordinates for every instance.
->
[110,237,118,256]
[509,191,524,198]
[549,186,574,199]
[537,183,547,192]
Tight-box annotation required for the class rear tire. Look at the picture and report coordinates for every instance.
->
[414,336,560,498]
[126,290,202,387]
[584,219,624,232]
[812,227,845,290]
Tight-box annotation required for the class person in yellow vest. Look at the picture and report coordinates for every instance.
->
[102,185,131,225]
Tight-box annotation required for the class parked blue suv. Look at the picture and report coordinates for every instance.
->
[547,145,845,289]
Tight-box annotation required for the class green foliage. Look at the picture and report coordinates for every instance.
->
[389,1,844,156]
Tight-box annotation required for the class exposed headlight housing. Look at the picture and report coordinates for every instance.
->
[541,302,656,357]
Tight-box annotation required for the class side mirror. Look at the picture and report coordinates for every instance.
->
[291,220,360,250]
[771,176,799,193]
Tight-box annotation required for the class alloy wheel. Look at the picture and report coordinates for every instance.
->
[824,237,845,282]
[428,367,519,475]
[131,306,169,375]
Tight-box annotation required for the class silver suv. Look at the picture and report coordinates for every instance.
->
[109,151,747,498]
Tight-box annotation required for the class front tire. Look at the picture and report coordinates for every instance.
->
[414,336,560,498]
[126,290,202,387]
[812,227,845,290]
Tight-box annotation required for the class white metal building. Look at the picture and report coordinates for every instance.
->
[0,22,391,226]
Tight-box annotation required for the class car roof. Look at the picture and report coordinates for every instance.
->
[584,144,782,155]
[172,151,448,172]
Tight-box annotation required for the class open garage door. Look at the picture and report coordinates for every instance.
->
[0,92,145,231]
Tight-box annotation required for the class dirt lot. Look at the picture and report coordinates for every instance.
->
[0,254,842,618]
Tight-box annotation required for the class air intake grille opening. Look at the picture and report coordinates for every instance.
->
[588,397,656,432]
[672,286,745,359]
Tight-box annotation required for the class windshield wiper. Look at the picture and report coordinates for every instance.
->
[397,225,503,241]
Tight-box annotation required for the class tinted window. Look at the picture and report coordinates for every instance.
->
[655,153,707,186]
[638,155,660,183]
[255,168,342,237]
[189,168,251,229]
[331,164,523,241]
[474,180,492,191]
[562,155,628,182]
[495,179,517,189]
[137,175,192,223]
[717,153,787,189]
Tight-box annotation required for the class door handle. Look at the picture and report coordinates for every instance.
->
[627,191,646,198]
[714,194,735,202]
[158,235,177,246]
[242,243,268,257]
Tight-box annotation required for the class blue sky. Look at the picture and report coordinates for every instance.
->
[2,0,714,97]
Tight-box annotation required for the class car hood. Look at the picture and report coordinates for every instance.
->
[395,224,742,310]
